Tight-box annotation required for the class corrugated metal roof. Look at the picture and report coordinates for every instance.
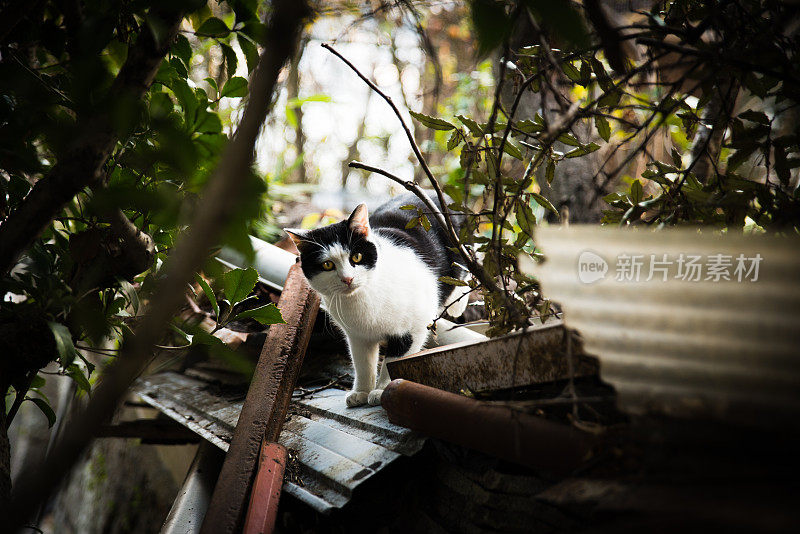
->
[526,226,800,426]
[133,371,425,513]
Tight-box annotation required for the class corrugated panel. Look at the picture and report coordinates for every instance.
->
[133,371,425,513]
[525,226,800,425]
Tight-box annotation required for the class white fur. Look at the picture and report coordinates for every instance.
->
[306,231,439,407]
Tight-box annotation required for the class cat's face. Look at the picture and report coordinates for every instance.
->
[286,204,378,297]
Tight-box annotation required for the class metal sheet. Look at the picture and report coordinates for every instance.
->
[526,226,800,425]
[386,321,597,394]
[133,372,425,513]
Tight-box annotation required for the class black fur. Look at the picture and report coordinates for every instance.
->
[384,332,413,358]
[295,223,378,280]
[370,192,465,305]
[296,192,464,305]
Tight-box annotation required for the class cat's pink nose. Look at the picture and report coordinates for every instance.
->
[341,276,353,286]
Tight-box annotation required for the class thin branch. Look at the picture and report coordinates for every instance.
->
[325,43,504,297]
[320,44,455,244]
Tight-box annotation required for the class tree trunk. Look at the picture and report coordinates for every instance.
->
[286,38,308,184]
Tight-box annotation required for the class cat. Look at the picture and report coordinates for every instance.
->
[285,192,469,407]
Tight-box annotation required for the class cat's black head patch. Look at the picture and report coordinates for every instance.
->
[287,221,378,280]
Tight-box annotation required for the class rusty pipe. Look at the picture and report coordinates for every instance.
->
[381,379,593,475]
[243,442,288,534]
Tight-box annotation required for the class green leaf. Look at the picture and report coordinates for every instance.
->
[595,115,611,142]
[419,213,432,231]
[30,375,46,389]
[516,200,536,237]
[399,204,417,210]
[241,21,268,44]
[545,159,555,184]
[28,397,56,428]
[66,363,92,395]
[196,274,220,317]
[223,267,259,305]
[232,303,285,325]
[48,322,80,367]
[220,43,238,80]
[439,276,469,287]
[170,55,188,79]
[630,179,643,204]
[456,115,483,136]
[192,330,225,347]
[598,89,622,108]
[562,61,581,83]
[405,217,419,229]
[557,132,581,146]
[671,148,682,167]
[239,36,260,73]
[500,138,524,160]
[531,191,558,214]
[739,110,770,125]
[172,34,192,68]
[195,110,223,133]
[221,76,248,98]
[447,129,462,151]
[564,143,600,158]
[409,110,455,131]
[204,77,219,93]
[196,17,230,38]
[516,120,543,134]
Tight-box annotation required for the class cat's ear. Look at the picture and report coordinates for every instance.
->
[348,203,370,237]
[284,228,309,251]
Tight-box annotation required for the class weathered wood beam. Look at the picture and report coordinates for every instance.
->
[200,263,320,534]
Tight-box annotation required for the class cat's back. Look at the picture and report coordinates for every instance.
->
[370,192,464,302]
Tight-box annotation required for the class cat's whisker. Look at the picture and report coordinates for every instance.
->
[292,192,467,406]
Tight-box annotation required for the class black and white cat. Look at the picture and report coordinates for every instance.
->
[286,193,468,407]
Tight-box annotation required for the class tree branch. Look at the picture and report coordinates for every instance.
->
[320,44,458,245]
[6,0,311,528]
[348,161,502,297]
[323,43,505,298]
[0,4,183,275]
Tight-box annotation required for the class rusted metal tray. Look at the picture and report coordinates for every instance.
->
[133,370,425,513]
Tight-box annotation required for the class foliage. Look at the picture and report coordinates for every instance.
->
[0,1,281,426]
[404,0,799,335]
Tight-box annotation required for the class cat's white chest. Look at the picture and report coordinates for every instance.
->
[322,239,439,341]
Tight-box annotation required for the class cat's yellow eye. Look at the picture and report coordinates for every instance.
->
[351,252,363,263]
[322,260,335,271]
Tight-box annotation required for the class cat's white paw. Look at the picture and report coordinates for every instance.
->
[346,391,369,407]
[367,388,384,406]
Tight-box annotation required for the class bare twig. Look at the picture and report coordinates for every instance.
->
[292,374,348,399]
[325,43,505,297]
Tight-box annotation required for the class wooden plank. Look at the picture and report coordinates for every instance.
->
[386,323,598,394]
[200,263,320,534]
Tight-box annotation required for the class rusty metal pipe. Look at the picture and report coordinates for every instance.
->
[381,379,593,475]
[243,443,287,534]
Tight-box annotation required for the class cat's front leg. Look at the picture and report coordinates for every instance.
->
[368,330,427,406]
[346,337,379,407]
